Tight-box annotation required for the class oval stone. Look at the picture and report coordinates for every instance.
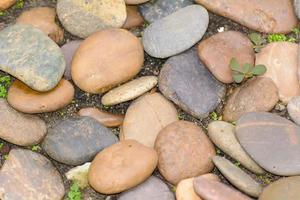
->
[123,6,144,29]
[142,5,209,58]
[0,0,16,10]
[287,96,300,125]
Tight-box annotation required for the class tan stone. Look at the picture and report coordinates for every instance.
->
[66,162,91,189]
[123,6,144,29]
[0,0,16,11]
[125,0,150,5]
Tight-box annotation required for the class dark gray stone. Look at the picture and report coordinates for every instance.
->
[159,50,226,119]
[42,117,118,165]
[0,24,65,92]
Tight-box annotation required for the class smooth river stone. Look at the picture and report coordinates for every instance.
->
[42,117,118,165]
[7,79,74,114]
[159,50,226,119]
[198,31,254,83]
[195,0,297,33]
[0,149,65,200]
[287,96,300,125]
[236,112,300,176]
[142,5,208,58]
[101,76,158,106]
[223,77,279,122]
[256,42,300,103]
[259,176,300,200]
[118,176,175,200]
[122,92,178,147]
[0,0,16,10]
[213,156,262,197]
[138,0,193,23]
[208,121,264,174]
[125,0,149,5]
[123,6,144,29]
[57,0,127,38]
[0,99,46,146]
[0,25,65,92]
[72,28,144,94]
[155,121,216,185]
[88,140,158,194]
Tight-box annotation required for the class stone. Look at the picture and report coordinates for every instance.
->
[16,7,64,43]
[118,176,175,200]
[223,77,279,122]
[61,40,82,80]
[0,25,65,92]
[208,121,264,174]
[159,50,226,119]
[198,31,255,83]
[287,96,300,125]
[123,6,144,29]
[0,0,16,10]
[88,140,158,194]
[125,0,149,5]
[101,76,158,106]
[72,28,144,93]
[142,5,208,58]
[213,156,262,197]
[295,0,300,19]
[0,149,65,200]
[66,162,91,189]
[236,112,300,176]
[256,42,299,103]
[259,176,300,200]
[7,79,74,114]
[0,99,46,146]
[78,107,124,127]
[139,0,193,23]
[195,0,297,33]
[42,117,118,165]
[155,121,216,185]
[57,0,127,38]
[122,92,178,147]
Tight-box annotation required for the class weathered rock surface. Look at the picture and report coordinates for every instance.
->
[123,6,144,29]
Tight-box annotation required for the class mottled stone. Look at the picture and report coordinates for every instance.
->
[66,162,91,189]
[0,0,16,10]
[123,6,144,29]
[287,96,300,125]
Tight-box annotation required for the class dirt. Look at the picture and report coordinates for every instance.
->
[0,0,282,199]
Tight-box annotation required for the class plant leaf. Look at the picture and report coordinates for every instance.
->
[230,58,241,72]
[242,63,252,74]
[251,65,267,75]
[249,33,263,46]
[233,73,245,83]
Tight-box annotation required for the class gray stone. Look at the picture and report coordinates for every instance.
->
[287,96,300,125]
[0,24,65,92]
[294,0,300,19]
[159,50,226,118]
[142,5,208,58]
[42,117,118,165]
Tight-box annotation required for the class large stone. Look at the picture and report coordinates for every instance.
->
[88,140,158,194]
[223,77,279,122]
[0,0,16,10]
[0,149,65,200]
[57,0,127,38]
[236,112,300,176]
[195,0,297,33]
[0,99,46,146]
[72,28,144,93]
[155,121,216,185]
[0,25,65,92]
[159,50,226,119]
[287,96,300,125]
[123,6,144,29]
[122,92,178,147]
[42,117,118,165]
[142,5,208,58]
[198,31,255,83]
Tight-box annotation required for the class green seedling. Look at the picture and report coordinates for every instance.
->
[209,112,218,121]
[249,33,266,52]
[68,182,82,200]
[3,154,8,160]
[267,33,288,43]
[0,75,11,98]
[13,0,24,9]
[0,143,3,149]
[31,145,40,152]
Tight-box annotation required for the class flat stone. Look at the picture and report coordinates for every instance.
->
[236,112,300,176]
[72,29,144,93]
[198,31,254,83]
[118,176,175,200]
[66,162,91,189]
[42,117,118,165]
[208,121,264,174]
[7,79,74,114]
[0,0,16,10]
[159,50,226,119]
[223,77,279,122]
[57,0,127,38]
[139,0,193,23]
[288,96,300,125]
[0,24,65,92]
[0,149,65,200]
[0,99,46,146]
[195,0,297,33]
[155,121,216,185]
[101,76,158,106]
[259,176,300,200]
[142,5,208,58]
[122,92,178,147]
[123,6,144,29]
[88,140,158,194]
[125,0,150,5]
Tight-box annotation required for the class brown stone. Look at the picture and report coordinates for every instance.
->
[155,121,216,185]
[0,0,16,11]
[125,0,150,4]
[7,79,74,114]
[72,28,144,93]
[198,31,254,83]
[123,6,144,29]
[88,140,158,194]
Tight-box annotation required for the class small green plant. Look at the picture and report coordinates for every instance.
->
[68,182,82,200]
[0,75,11,98]
[267,33,288,43]
[249,33,266,52]
[0,11,7,16]
[0,143,3,149]
[230,58,267,83]
[3,155,8,160]
[209,112,218,121]
[13,0,24,9]
[234,161,241,167]
[31,145,40,152]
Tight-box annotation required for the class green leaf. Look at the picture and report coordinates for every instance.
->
[249,33,263,46]
[242,63,252,74]
[251,65,267,75]
[233,73,245,83]
[230,58,241,72]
